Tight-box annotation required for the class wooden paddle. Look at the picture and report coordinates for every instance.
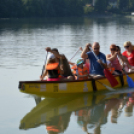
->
[41,52,48,76]
[69,47,81,61]
[89,47,118,87]
[89,75,115,91]
[96,80,115,91]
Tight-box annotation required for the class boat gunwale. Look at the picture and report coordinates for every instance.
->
[18,72,132,84]
[18,72,133,89]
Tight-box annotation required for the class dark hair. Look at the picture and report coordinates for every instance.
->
[51,48,59,53]
[116,46,120,51]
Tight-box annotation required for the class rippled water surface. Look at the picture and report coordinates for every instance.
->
[1,17,134,134]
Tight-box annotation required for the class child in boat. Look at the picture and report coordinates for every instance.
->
[40,54,64,81]
[72,58,89,80]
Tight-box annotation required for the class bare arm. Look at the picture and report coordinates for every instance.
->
[45,47,65,59]
[81,44,91,59]
[40,70,47,80]
[68,61,75,66]
[106,53,118,61]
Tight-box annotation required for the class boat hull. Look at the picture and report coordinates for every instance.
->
[18,73,134,98]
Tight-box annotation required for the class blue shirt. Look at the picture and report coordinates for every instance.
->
[87,52,106,75]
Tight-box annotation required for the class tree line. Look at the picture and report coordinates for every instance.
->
[0,0,134,18]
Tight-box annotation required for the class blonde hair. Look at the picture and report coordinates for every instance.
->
[123,41,132,46]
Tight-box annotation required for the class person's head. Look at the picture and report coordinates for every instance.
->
[76,58,84,68]
[110,44,117,54]
[51,48,59,54]
[92,42,100,54]
[116,46,121,52]
[124,41,133,52]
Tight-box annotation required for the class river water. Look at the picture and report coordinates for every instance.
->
[1,17,134,134]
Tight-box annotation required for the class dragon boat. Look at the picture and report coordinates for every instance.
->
[18,72,134,98]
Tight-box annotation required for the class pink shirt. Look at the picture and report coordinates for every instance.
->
[110,55,122,71]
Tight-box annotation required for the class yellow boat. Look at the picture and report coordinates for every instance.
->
[19,92,124,130]
[18,73,134,98]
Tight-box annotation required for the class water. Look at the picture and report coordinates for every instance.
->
[1,16,134,134]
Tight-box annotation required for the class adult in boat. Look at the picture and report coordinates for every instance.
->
[116,46,133,72]
[72,58,89,80]
[40,56,64,81]
[106,44,123,74]
[122,41,134,72]
[81,42,107,78]
[45,47,74,80]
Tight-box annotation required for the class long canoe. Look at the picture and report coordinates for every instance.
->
[18,72,134,98]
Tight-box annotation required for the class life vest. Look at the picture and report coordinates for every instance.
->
[46,63,59,70]
[108,67,115,74]
[46,126,59,132]
[72,65,88,80]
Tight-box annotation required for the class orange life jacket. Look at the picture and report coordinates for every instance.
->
[108,67,115,74]
[72,65,88,80]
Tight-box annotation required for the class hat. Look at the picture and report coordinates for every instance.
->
[76,58,84,66]
[47,54,55,60]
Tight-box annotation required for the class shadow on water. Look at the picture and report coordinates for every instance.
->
[19,88,134,134]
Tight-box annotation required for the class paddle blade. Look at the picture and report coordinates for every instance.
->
[104,69,118,87]
[127,75,134,88]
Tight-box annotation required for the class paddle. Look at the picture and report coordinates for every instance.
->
[69,47,81,61]
[89,47,118,87]
[89,75,115,91]
[96,80,115,91]
[41,52,48,76]
[123,69,134,88]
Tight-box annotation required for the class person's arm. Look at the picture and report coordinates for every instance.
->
[98,55,107,69]
[45,47,65,59]
[106,53,118,61]
[68,61,75,66]
[81,44,91,59]
[40,70,47,80]
[58,66,64,75]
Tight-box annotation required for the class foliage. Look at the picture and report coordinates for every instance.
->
[1,0,134,18]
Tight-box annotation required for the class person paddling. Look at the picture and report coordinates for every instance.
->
[122,41,134,72]
[45,47,74,80]
[40,54,64,81]
[81,42,107,78]
[106,44,123,75]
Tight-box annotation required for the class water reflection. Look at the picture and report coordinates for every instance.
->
[19,90,134,134]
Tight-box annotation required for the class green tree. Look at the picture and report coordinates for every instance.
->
[117,0,129,11]
[94,0,108,12]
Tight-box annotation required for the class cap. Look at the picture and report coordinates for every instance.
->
[47,54,55,60]
[76,58,84,66]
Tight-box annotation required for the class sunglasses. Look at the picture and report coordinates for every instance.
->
[94,47,100,50]
[124,45,130,49]
[110,48,116,51]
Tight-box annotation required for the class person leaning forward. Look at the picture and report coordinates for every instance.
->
[81,42,107,78]
[45,47,74,81]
